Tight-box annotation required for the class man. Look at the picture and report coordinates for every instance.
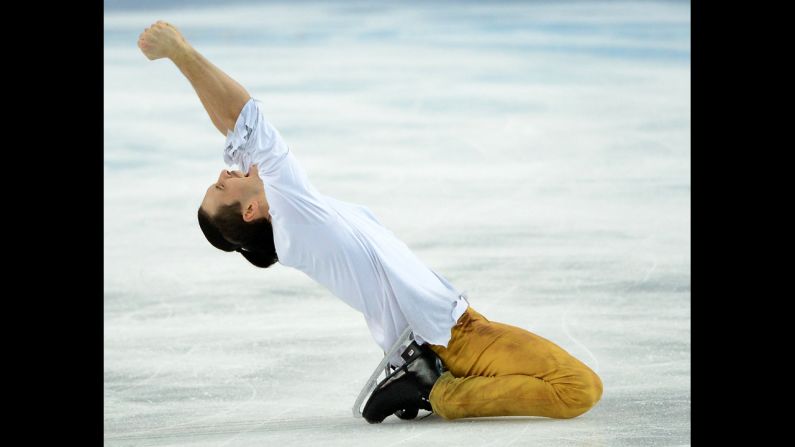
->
[137,20,603,423]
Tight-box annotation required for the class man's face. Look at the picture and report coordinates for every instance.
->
[200,164,263,216]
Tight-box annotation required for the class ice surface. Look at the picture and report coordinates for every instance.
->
[104,1,690,445]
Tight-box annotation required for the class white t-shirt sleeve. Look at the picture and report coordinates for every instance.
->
[223,98,333,224]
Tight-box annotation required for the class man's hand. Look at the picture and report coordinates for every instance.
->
[138,20,188,61]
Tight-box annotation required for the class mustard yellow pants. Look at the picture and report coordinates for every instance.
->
[427,306,603,420]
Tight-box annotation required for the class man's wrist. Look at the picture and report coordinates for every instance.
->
[169,42,194,65]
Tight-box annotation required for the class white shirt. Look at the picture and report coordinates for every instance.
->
[223,98,469,362]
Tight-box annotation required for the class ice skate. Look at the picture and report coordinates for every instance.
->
[361,340,444,423]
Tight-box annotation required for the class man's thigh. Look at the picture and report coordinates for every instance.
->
[429,307,588,379]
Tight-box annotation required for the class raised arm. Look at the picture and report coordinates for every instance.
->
[137,20,250,136]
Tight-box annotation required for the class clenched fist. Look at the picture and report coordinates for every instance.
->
[137,20,188,60]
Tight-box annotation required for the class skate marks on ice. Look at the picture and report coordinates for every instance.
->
[104,416,358,444]
[104,414,577,446]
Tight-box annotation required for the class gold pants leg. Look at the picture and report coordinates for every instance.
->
[427,307,603,420]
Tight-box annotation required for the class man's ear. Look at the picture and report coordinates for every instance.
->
[242,200,259,223]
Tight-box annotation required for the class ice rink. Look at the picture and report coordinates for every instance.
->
[104,1,690,445]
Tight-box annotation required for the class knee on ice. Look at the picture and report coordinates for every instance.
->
[550,369,603,419]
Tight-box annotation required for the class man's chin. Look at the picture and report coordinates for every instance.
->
[247,164,259,178]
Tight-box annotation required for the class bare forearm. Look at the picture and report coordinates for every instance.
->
[170,45,250,135]
[138,21,251,136]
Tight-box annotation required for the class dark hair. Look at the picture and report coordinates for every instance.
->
[198,202,278,268]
